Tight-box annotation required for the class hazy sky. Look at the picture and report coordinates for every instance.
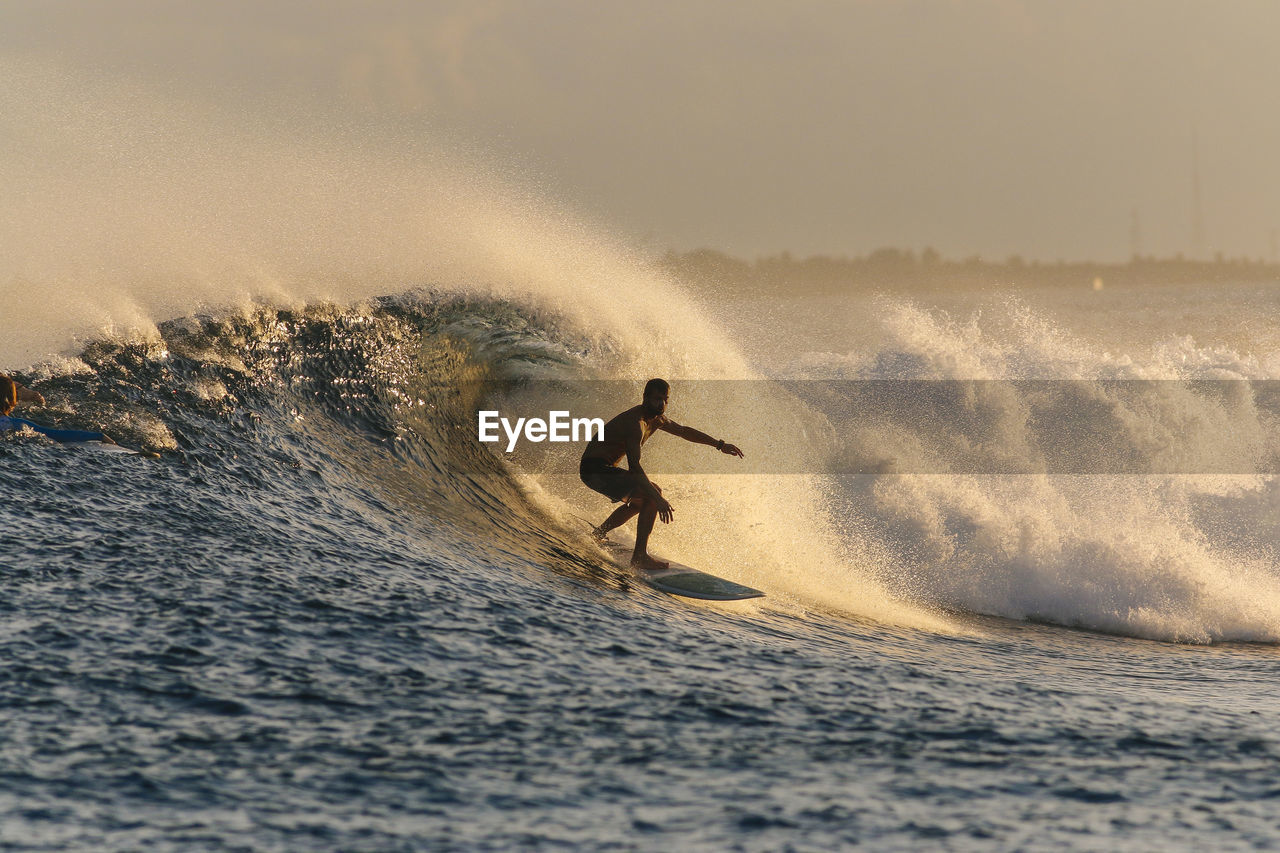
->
[4,0,1279,261]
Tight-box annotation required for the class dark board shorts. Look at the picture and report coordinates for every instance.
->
[580,457,637,503]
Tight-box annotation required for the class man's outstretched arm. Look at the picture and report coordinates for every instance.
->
[660,421,745,458]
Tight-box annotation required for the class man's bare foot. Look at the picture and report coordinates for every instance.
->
[631,554,669,571]
[590,525,610,543]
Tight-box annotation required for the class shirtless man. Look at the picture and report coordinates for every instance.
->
[579,378,744,570]
[0,373,116,444]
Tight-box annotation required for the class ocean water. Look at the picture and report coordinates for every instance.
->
[5,64,1280,852]
[2,282,1279,852]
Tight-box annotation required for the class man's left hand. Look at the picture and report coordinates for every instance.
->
[719,442,744,458]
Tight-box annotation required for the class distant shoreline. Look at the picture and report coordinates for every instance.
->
[660,248,1280,290]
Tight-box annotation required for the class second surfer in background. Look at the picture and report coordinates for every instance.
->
[580,378,744,570]
[0,374,117,445]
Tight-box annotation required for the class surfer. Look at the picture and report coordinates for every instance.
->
[580,378,744,570]
[0,374,116,445]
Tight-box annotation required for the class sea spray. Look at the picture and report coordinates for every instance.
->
[770,296,1280,642]
[1,59,941,631]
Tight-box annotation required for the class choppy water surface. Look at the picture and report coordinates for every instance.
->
[2,291,1279,851]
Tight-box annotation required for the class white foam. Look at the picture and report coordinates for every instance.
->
[776,295,1280,643]
[2,59,947,633]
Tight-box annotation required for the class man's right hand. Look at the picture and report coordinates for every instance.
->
[656,496,674,524]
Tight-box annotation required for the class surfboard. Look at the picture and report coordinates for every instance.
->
[68,441,141,456]
[597,537,765,602]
